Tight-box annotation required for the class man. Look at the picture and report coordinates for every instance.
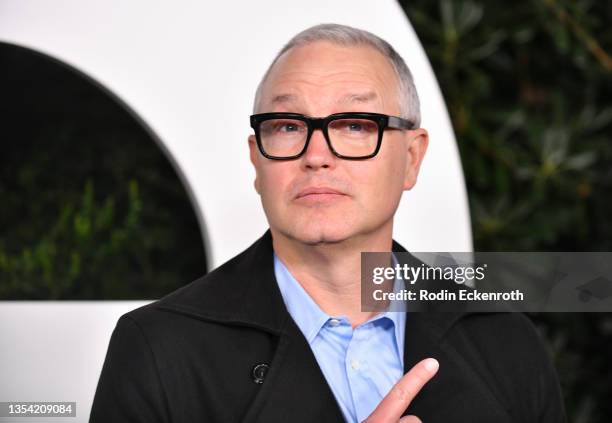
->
[90,24,566,422]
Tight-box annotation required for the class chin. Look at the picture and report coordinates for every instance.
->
[283,220,357,246]
[296,232,348,246]
[267,205,388,246]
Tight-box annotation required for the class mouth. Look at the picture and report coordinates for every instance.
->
[295,187,348,202]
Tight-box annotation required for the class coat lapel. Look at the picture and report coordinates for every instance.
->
[391,244,516,422]
[241,315,345,423]
[237,231,344,422]
[159,230,344,422]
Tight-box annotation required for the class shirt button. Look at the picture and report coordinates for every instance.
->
[351,359,361,370]
[329,318,341,327]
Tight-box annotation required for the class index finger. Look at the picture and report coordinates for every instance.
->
[364,358,439,423]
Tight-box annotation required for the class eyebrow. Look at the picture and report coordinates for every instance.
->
[338,91,378,104]
[270,94,298,106]
[268,91,378,108]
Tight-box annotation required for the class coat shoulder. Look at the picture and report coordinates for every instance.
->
[123,232,270,327]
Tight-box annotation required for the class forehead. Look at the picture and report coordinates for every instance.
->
[259,41,400,114]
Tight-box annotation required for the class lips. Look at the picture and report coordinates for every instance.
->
[295,187,346,199]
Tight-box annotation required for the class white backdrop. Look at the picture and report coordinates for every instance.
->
[0,1,472,421]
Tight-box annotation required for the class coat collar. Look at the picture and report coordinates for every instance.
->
[156,229,466,341]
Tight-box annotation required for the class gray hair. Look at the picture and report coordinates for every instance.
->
[253,23,421,127]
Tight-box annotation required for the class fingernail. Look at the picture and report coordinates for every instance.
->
[424,358,439,372]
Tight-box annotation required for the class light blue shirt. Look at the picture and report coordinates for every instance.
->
[274,254,406,423]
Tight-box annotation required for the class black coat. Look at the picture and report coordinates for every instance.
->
[90,230,566,422]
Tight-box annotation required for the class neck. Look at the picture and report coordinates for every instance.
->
[271,224,393,328]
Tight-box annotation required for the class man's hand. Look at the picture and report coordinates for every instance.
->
[363,358,439,423]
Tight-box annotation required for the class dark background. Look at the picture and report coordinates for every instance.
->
[0,42,207,299]
[1,0,611,421]
[400,1,612,421]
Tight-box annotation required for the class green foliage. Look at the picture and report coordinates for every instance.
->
[0,180,146,298]
[0,42,206,299]
[405,0,612,250]
[401,0,612,421]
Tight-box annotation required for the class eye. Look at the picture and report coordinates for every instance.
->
[330,119,378,134]
[266,119,305,134]
[347,122,364,132]
[278,123,300,132]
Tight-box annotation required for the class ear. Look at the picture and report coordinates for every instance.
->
[403,128,429,191]
[248,135,261,194]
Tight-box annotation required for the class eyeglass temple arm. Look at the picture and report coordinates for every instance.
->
[387,116,416,130]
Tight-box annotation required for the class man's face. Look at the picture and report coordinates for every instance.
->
[249,41,428,245]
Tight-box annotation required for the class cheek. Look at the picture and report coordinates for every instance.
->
[345,164,402,216]
[258,165,292,205]
[381,139,409,190]
[357,149,406,202]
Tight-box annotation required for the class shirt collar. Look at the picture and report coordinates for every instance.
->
[274,252,406,359]
[387,255,406,365]
[274,253,329,344]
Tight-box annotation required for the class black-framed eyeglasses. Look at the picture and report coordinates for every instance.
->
[249,112,416,160]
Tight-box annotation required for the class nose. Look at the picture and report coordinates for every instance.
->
[300,128,336,171]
